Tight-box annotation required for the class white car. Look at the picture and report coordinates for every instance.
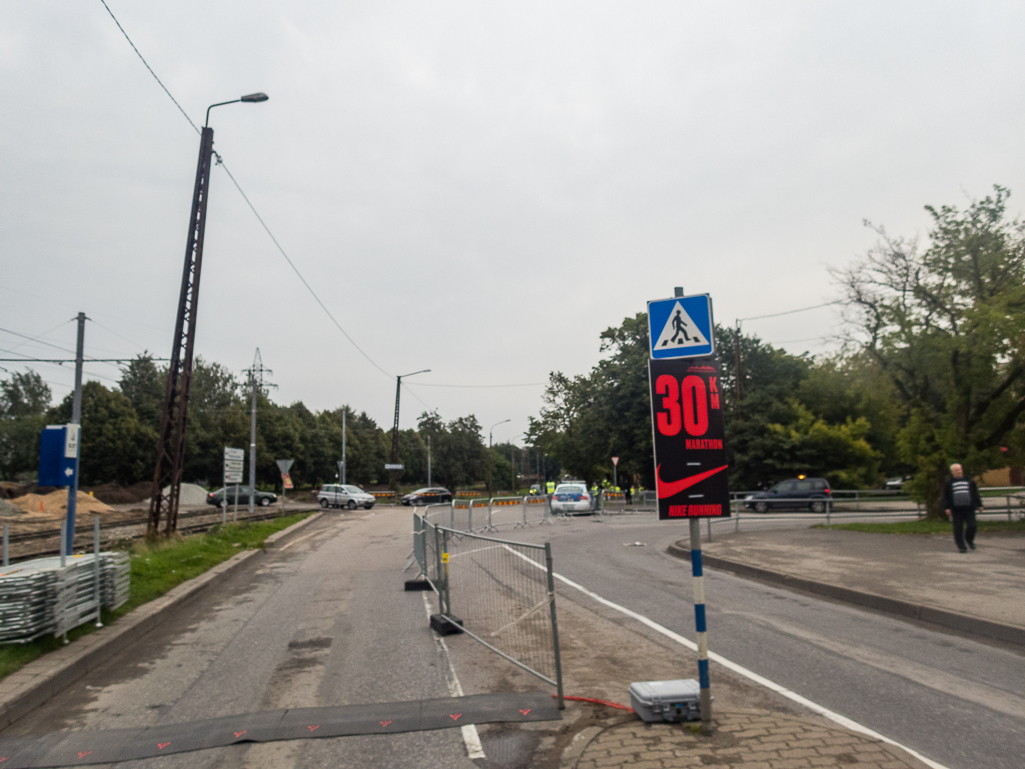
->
[550,483,592,515]
[317,484,376,510]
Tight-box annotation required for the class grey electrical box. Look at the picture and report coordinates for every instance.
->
[629,679,703,723]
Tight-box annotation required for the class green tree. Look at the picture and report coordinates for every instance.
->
[48,382,157,486]
[0,370,51,481]
[836,186,1025,516]
[118,354,165,433]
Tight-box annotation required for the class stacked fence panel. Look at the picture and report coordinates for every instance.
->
[0,552,132,644]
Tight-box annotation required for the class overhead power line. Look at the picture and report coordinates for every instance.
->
[737,301,840,323]
[98,0,200,134]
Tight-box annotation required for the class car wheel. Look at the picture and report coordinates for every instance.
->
[754,501,769,514]
[259,497,271,507]
[347,500,357,510]
[810,500,826,513]
[319,498,329,508]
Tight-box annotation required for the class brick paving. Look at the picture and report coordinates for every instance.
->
[569,709,929,769]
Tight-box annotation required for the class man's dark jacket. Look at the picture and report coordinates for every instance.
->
[942,476,982,512]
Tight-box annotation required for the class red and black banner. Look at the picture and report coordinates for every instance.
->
[648,357,730,520]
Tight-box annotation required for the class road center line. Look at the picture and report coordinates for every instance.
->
[421,592,486,760]
[503,546,949,769]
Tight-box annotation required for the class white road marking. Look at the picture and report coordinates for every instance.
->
[503,546,950,769]
[421,592,486,760]
[277,528,323,552]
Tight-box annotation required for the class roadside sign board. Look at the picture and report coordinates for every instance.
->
[384,463,404,471]
[276,459,295,491]
[611,456,619,466]
[648,357,730,519]
[647,294,715,360]
[38,425,77,487]
[224,447,244,484]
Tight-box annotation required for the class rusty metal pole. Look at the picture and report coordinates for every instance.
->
[148,126,214,537]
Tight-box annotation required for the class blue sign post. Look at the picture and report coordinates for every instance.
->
[39,424,79,554]
[648,287,718,726]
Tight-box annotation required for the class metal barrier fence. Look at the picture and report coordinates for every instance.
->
[412,512,564,707]
[422,497,552,532]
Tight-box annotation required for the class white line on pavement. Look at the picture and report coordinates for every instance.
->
[422,592,487,761]
[503,546,949,769]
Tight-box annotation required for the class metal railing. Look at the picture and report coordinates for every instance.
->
[412,511,564,708]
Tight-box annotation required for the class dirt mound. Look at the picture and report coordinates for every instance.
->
[0,497,23,517]
[0,483,57,499]
[84,482,152,505]
[11,490,115,520]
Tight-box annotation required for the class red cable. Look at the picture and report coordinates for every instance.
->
[555,695,634,712]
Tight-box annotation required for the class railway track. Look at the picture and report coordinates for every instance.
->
[2,506,319,564]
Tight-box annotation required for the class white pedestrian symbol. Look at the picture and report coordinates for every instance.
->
[654,302,708,350]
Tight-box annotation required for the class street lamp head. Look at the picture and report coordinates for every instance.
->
[240,92,269,103]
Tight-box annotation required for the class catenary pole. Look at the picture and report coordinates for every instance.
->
[65,312,86,554]
[341,409,347,484]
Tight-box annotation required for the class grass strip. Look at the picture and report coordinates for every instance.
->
[0,513,312,682]
[813,519,1025,534]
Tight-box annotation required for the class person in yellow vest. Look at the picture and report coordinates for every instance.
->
[545,480,555,494]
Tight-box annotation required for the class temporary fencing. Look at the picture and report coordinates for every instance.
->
[423,497,551,532]
[0,551,130,643]
[412,511,564,708]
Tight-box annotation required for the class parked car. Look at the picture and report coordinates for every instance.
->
[401,487,453,506]
[884,475,912,490]
[550,482,592,515]
[317,484,376,510]
[743,478,831,513]
[206,486,277,507]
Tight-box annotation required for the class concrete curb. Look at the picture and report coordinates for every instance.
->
[667,541,1025,647]
[0,512,324,730]
[263,511,323,550]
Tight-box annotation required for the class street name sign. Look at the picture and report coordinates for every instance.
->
[647,294,715,360]
[384,463,404,471]
[648,357,730,519]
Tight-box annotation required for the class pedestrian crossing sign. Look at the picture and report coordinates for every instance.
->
[647,294,715,359]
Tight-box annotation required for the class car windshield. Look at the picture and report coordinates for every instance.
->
[412,488,431,494]
[344,486,364,494]
[556,485,585,494]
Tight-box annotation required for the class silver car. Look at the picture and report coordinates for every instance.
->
[317,484,376,510]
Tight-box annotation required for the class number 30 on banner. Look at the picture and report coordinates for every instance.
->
[655,374,720,437]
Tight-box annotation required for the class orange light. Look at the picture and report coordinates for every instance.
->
[798,474,805,480]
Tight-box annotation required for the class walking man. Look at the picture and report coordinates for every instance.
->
[942,463,983,553]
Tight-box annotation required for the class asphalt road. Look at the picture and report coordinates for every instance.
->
[513,517,1025,769]
[0,510,477,769]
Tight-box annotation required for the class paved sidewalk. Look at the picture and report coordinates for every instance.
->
[680,528,1025,636]
[568,709,930,769]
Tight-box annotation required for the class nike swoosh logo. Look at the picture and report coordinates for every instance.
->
[657,464,728,499]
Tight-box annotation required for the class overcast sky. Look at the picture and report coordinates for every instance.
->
[3,1,1025,444]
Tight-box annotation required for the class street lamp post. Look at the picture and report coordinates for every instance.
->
[390,369,430,493]
[148,92,268,537]
[489,419,510,448]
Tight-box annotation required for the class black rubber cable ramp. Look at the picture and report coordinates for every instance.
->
[0,692,559,767]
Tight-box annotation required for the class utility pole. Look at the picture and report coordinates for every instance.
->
[146,93,267,538]
[148,125,214,537]
[427,434,431,487]
[734,319,743,405]
[244,349,274,516]
[65,312,85,554]
[341,408,347,484]
[390,370,429,493]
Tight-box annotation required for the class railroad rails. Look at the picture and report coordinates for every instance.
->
[2,506,319,564]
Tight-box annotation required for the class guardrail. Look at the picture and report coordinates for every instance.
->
[412,511,564,707]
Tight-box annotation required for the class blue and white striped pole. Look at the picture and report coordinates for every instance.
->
[690,517,712,723]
